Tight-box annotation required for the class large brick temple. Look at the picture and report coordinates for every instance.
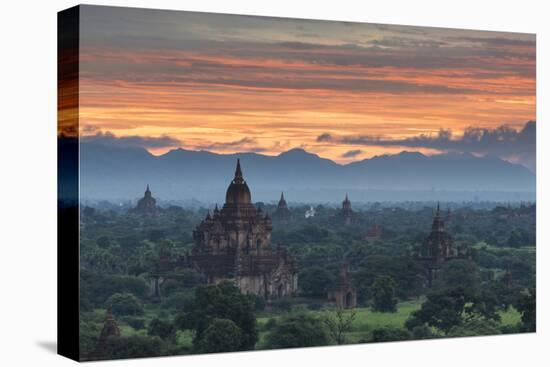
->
[190,159,298,299]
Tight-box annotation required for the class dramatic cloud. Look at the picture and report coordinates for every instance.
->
[318,121,536,171]
[82,131,183,149]
[67,6,535,165]
[451,36,536,48]
[317,133,333,143]
[341,149,363,158]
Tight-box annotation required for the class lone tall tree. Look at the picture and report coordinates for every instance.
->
[371,276,398,313]
[323,308,357,345]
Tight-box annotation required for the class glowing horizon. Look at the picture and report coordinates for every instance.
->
[62,6,536,167]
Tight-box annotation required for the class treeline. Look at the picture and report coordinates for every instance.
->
[83,277,535,360]
[78,203,535,359]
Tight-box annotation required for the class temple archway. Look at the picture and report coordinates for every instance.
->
[345,291,353,308]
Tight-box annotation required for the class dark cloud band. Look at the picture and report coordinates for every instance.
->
[318,121,536,171]
[82,131,183,149]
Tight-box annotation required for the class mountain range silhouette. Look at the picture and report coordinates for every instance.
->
[78,142,535,202]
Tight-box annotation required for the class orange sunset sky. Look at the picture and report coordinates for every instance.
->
[66,6,536,167]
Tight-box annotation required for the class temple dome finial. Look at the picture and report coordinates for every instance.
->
[226,159,251,204]
[234,159,243,182]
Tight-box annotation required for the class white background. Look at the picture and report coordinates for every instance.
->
[1,0,548,366]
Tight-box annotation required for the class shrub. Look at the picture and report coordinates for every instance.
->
[80,271,148,308]
[411,325,436,339]
[266,313,329,349]
[105,292,144,316]
[307,303,323,311]
[515,288,536,332]
[104,335,162,359]
[79,319,102,357]
[263,318,278,331]
[196,318,243,353]
[371,327,411,342]
[500,324,521,335]
[447,320,501,337]
[120,316,146,330]
[148,318,174,340]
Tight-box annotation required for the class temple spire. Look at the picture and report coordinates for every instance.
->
[233,159,244,184]
[343,193,351,206]
[274,191,291,221]
[432,202,444,232]
[235,159,243,178]
[342,193,353,224]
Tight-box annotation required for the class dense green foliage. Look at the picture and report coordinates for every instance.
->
[105,292,144,316]
[299,266,337,297]
[80,271,148,311]
[265,313,329,349]
[447,319,501,337]
[175,281,258,351]
[78,202,535,358]
[515,288,536,332]
[370,327,412,342]
[147,318,175,341]
[196,318,243,353]
[406,285,501,334]
[432,260,481,294]
[104,335,163,359]
[323,309,356,344]
[371,276,398,313]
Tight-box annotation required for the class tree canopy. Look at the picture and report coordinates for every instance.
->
[175,281,258,351]
[265,313,329,349]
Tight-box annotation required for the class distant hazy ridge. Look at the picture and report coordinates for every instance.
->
[77,142,535,203]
